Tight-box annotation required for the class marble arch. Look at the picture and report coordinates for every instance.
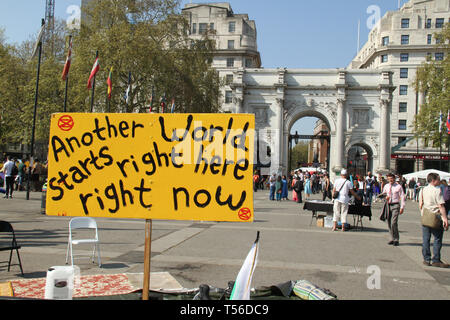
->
[230,68,395,181]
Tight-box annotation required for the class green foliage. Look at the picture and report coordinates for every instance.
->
[290,141,309,169]
[0,0,221,149]
[414,23,450,147]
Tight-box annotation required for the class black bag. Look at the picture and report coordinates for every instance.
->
[333,180,348,200]
[11,165,19,176]
[294,180,303,193]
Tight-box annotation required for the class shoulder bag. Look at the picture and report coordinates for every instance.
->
[333,180,347,200]
[421,189,442,229]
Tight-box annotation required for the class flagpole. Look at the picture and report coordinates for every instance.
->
[63,35,72,113]
[27,19,45,201]
[90,50,98,113]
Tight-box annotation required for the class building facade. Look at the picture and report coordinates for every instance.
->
[182,3,261,108]
[349,0,450,173]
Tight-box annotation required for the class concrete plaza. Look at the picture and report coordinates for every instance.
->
[0,189,449,300]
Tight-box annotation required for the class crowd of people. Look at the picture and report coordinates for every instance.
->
[254,167,450,268]
[0,155,47,199]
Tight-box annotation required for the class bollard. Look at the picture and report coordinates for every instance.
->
[41,181,47,215]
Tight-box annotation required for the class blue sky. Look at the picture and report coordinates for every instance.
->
[0,0,407,134]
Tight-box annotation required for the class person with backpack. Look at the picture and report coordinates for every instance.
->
[294,175,304,204]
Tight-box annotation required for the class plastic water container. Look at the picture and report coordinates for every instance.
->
[44,266,80,300]
[324,216,333,229]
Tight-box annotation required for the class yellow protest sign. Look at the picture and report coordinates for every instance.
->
[46,113,255,222]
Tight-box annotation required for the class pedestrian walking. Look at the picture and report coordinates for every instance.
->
[281,175,289,200]
[382,173,406,246]
[419,173,449,268]
[269,173,277,201]
[253,171,260,193]
[365,172,375,205]
[332,169,360,232]
[1,156,16,199]
[304,174,312,200]
[408,178,416,200]
[276,176,282,201]
[322,174,331,201]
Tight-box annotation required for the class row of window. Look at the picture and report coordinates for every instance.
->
[382,33,444,46]
[381,52,444,63]
[226,58,253,68]
[401,17,447,29]
[192,21,236,34]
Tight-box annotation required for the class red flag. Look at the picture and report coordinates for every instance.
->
[87,57,100,89]
[107,67,113,99]
[447,111,450,134]
[61,36,73,81]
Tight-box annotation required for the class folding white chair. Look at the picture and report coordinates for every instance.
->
[65,217,101,267]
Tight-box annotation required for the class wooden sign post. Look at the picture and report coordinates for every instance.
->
[142,219,152,300]
[46,113,255,301]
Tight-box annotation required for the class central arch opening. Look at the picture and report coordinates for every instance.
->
[289,115,330,175]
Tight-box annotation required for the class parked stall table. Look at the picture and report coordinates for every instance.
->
[303,200,372,231]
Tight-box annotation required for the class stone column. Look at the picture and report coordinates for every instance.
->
[334,98,346,172]
[276,98,285,175]
[234,97,244,114]
[379,99,391,173]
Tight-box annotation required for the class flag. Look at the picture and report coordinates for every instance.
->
[107,67,113,99]
[31,20,45,59]
[439,111,444,133]
[61,36,73,81]
[171,99,175,113]
[447,111,450,134]
[124,72,131,104]
[230,232,260,301]
[87,57,100,89]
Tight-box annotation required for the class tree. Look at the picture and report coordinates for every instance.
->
[72,0,221,114]
[290,141,309,170]
[414,23,450,147]
[0,0,222,156]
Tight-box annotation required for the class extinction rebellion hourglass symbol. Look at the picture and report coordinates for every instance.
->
[58,115,75,132]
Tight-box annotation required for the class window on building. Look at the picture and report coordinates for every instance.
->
[228,40,235,49]
[400,68,408,79]
[399,102,408,113]
[210,23,214,31]
[399,120,407,130]
[199,23,208,34]
[225,91,233,104]
[382,36,389,46]
[435,52,444,61]
[400,53,409,62]
[401,18,410,28]
[399,85,408,95]
[226,74,233,85]
[229,21,236,33]
[226,58,235,67]
[426,19,432,28]
[398,137,407,145]
[381,55,388,63]
[427,34,432,44]
[401,35,409,45]
[436,18,444,28]
[245,58,253,68]
[192,23,197,34]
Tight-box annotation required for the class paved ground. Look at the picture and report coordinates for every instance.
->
[0,189,449,300]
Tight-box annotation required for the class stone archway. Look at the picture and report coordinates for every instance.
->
[283,99,338,177]
[347,143,374,178]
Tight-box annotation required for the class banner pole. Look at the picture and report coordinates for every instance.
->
[142,219,153,301]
